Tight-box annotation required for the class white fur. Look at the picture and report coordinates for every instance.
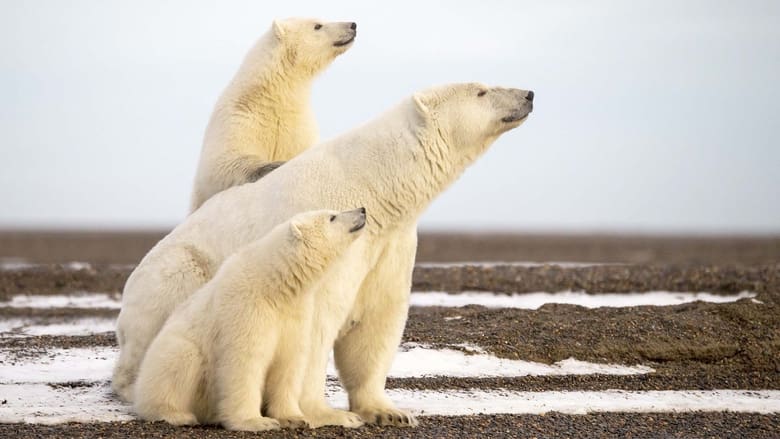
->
[115,82,533,427]
[190,18,356,211]
[133,209,366,430]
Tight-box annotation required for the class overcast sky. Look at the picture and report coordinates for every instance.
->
[1,1,778,233]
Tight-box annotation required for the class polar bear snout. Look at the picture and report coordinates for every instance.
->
[499,88,534,123]
[348,207,367,233]
[332,22,358,47]
[332,207,367,233]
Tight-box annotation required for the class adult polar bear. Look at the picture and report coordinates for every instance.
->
[115,82,534,426]
[190,18,357,211]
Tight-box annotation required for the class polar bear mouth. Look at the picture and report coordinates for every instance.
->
[502,114,528,123]
[349,221,365,233]
[334,36,355,47]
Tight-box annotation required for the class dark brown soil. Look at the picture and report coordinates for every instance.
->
[2,413,779,439]
[404,297,780,369]
[2,232,779,437]
[2,230,779,265]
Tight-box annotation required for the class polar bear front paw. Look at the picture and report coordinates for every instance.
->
[276,416,310,429]
[306,408,364,428]
[358,408,418,427]
[223,416,281,431]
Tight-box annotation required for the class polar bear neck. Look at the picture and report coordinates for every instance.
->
[210,33,319,161]
[266,235,334,298]
[333,99,489,232]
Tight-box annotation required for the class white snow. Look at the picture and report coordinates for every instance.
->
[0,258,36,271]
[0,260,94,271]
[0,344,652,385]
[351,344,654,378]
[0,318,116,337]
[10,290,755,312]
[63,262,92,271]
[410,290,757,309]
[326,388,780,416]
[0,293,121,309]
[0,318,26,333]
[0,347,116,383]
[0,383,133,424]
[2,384,778,424]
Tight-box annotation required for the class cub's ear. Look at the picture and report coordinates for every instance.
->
[412,92,430,117]
[272,19,286,38]
[289,220,304,240]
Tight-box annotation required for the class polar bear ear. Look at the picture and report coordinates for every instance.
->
[289,220,304,240]
[412,92,431,117]
[272,19,286,38]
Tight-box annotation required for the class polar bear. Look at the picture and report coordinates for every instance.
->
[114,82,534,427]
[190,18,357,211]
[133,208,366,431]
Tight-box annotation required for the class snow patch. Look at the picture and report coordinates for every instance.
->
[0,383,133,424]
[0,293,121,309]
[0,261,94,271]
[0,258,35,271]
[0,318,116,337]
[1,344,652,385]
[327,388,780,416]
[410,290,757,309]
[0,347,116,383]
[377,344,653,378]
[2,384,779,424]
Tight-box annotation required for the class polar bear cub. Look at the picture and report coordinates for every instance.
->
[133,208,367,431]
[190,18,357,211]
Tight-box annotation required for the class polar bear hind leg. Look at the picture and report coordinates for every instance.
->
[262,308,312,428]
[215,331,279,431]
[133,334,202,426]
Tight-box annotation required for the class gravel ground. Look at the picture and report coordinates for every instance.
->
[1,232,779,438]
[1,413,779,439]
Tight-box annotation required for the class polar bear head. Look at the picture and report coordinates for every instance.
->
[287,207,366,265]
[272,18,357,74]
[413,83,534,161]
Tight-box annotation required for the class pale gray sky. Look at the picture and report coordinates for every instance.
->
[1,1,778,232]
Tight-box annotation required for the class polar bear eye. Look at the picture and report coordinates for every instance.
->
[477,90,487,97]
[329,215,336,222]
[314,24,323,30]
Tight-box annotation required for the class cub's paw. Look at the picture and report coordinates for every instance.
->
[276,416,310,429]
[223,416,280,431]
[359,408,418,427]
[307,408,364,428]
[161,411,198,426]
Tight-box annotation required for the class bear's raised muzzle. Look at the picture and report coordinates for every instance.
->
[502,89,534,123]
[335,207,366,233]
[333,22,357,47]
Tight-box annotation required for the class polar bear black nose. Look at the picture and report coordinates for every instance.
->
[359,207,366,214]
[350,22,357,30]
[526,90,534,102]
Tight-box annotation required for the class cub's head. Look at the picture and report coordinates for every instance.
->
[272,18,357,74]
[288,207,366,261]
[413,83,534,159]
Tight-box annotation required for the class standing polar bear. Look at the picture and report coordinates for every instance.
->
[190,18,357,211]
[133,208,367,431]
[115,82,534,427]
